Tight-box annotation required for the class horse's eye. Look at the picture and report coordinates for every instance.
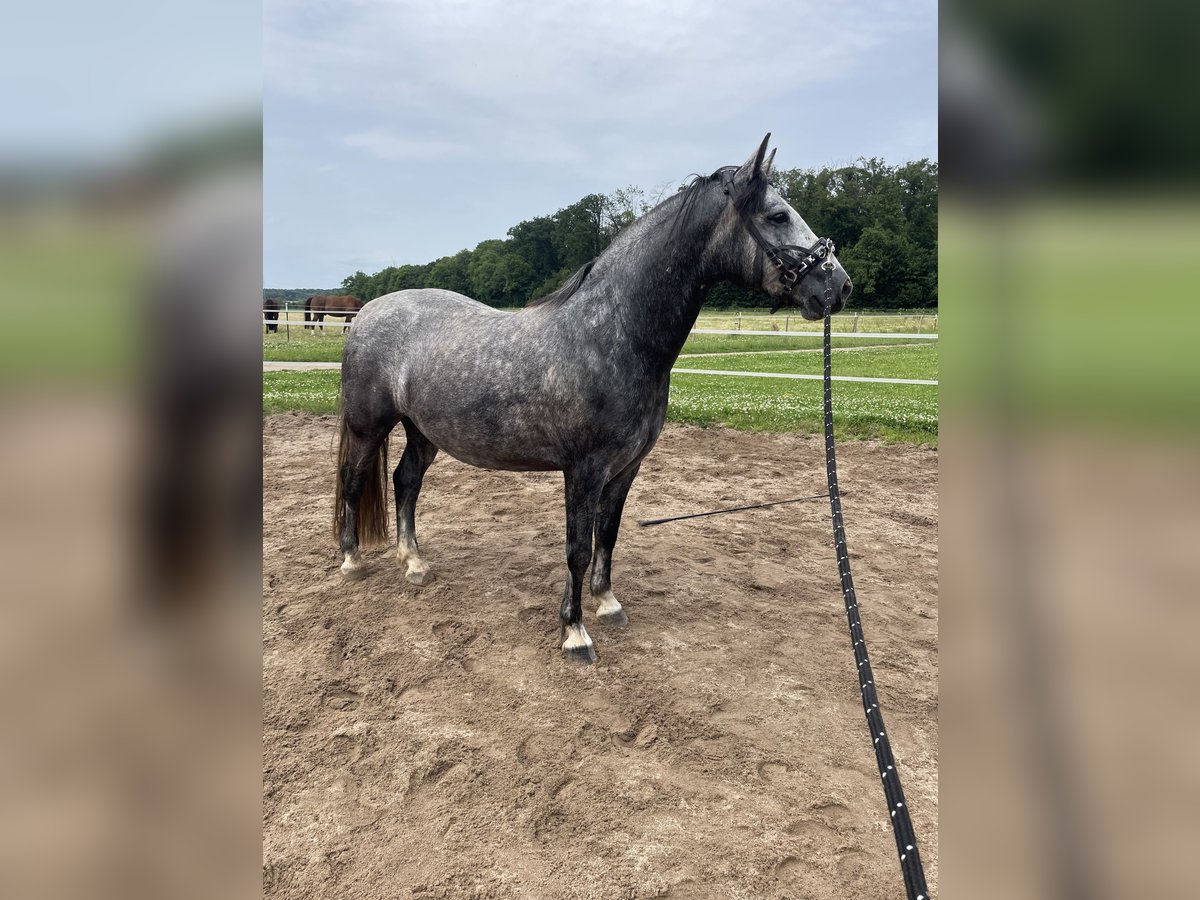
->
[769,212,789,224]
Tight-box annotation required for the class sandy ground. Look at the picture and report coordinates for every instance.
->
[263,413,938,899]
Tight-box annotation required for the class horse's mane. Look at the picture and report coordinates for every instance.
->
[670,165,769,241]
[525,258,597,309]
[668,169,724,243]
[524,163,767,310]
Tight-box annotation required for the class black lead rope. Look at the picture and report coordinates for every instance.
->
[636,493,827,528]
[822,274,931,900]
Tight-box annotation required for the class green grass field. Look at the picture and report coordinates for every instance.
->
[262,332,932,362]
[263,306,938,444]
[262,369,937,444]
[264,339,938,444]
[676,345,938,381]
[667,374,937,443]
[264,333,348,361]
[263,370,343,416]
[683,333,932,353]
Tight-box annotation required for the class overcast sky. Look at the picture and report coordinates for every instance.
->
[264,0,936,288]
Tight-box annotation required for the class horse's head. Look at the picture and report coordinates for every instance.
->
[723,135,852,320]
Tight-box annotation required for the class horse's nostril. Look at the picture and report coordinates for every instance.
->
[841,278,853,300]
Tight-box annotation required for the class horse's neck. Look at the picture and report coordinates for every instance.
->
[583,192,726,373]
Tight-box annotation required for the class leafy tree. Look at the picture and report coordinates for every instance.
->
[334,158,937,310]
[506,216,559,287]
[427,250,472,295]
[552,193,609,270]
[605,185,652,231]
[340,271,371,300]
[839,225,918,308]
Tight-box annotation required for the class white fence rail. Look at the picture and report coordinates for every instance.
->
[262,312,939,387]
[670,368,937,386]
[688,328,936,340]
[262,360,938,387]
[264,319,938,340]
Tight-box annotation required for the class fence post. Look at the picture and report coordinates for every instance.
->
[918,314,925,334]
[736,312,741,332]
[785,315,790,333]
[853,313,859,333]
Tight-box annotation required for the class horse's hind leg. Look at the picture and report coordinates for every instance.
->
[336,421,393,579]
[560,465,605,665]
[393,418,439,585]
[590,463,641,628]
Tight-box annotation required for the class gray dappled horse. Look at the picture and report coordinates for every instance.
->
[333,136,852,665]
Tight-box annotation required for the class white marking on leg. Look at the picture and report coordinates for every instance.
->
[562,623,593,651]
[404,558,429,585]
[340,551,364,577]
[595,590,623,618]
[397,542,429,585]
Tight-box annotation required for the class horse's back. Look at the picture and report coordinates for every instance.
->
[361,288,497,316]
[353,289,514,342]
[345,289,512,379]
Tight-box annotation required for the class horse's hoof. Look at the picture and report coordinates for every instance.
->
[594,590,627,628]
[597,607,629,628]
[404,568,431,586]
[562,643,598,666]
[340,562,369,581]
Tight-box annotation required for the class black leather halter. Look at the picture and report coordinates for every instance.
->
[720,168,835,309]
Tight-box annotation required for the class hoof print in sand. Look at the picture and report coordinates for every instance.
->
[432,620,477,647]
[322,687,361,711]
[614,722,659,749]
[757,760,790,781]
[328,722,377,768]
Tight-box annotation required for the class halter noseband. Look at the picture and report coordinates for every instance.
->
[720,169,835,309]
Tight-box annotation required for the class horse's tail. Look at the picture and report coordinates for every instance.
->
[303,296,311,323]
[332,404,390,549]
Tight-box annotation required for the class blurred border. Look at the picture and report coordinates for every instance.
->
[942,3,1200,898]
[0,3,262,898]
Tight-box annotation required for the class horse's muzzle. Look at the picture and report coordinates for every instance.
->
[788,268,851,319]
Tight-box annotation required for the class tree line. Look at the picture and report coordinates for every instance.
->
[337,158,937,310]
[263,288,330,308]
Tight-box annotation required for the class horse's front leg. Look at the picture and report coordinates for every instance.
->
[589,463,641,628]
[560,466,605,665]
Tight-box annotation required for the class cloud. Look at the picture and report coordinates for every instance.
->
[265,0,897,120]
[340,132,470,161]
[264,0,936,285]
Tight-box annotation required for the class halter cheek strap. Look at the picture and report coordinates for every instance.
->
[721,172,835,308]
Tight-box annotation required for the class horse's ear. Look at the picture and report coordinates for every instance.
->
[737,133,772,184]
[764,148,777,177]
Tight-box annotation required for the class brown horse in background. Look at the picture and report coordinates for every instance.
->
[304,294,364,332]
